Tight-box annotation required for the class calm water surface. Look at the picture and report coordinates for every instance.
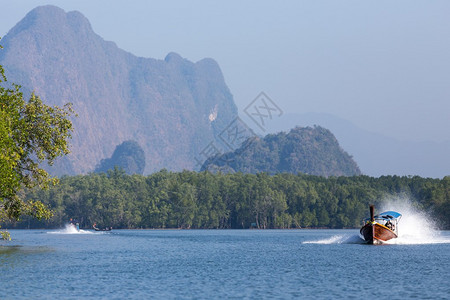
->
[1,229,449,299]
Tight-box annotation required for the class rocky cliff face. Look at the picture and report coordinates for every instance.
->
[0,5,238,175]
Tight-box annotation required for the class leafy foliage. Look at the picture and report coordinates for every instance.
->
[5,171,449,230]
[0,59,74,238]
[202,126,361,176]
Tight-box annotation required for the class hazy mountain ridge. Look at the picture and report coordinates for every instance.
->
[264,112,450,178]
[202,126,361,176]
[0,5,238,175]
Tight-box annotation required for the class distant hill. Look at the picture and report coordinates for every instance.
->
[0,5,238,175]
[262,112,450,178]
[94,140,145,175]
[201,126,361,176]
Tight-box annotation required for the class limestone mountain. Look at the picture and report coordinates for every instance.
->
[201,126,362,177]
[0,5,238,175]
[94,140,146,175]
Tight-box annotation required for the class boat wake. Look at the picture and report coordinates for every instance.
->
[379,198,450,244]
[48,224,94,234]
[304,198,450,245]
[303,234,365,244]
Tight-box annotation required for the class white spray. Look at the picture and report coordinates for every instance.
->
[47,224,94,234]
[380,197,449,244]
[304,196,450,245]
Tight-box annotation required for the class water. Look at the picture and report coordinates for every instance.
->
[1,228,450,299]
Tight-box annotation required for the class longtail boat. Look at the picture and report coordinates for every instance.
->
[93,223,112,231]
[360,205,402,244]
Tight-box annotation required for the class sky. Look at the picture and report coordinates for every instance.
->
[1,0,450,143]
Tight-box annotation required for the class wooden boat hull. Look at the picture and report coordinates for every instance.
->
[360,222,397,244]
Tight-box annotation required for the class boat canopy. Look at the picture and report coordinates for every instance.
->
[363,210,402,222]
[377,211,402,219]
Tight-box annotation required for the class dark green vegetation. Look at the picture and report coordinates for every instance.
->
[95,140,146,175]
[0,58,74,239]
[202,126,361,176]
[3,170,449,230]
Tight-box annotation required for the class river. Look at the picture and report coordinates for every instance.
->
[1,227,449,299]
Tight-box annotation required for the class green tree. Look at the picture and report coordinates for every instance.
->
[0,59,75,239]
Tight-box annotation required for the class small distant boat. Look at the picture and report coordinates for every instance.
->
[69,219,80,232]
[69,223,80,232]
[93,223,112,231]
[360,205,402,244]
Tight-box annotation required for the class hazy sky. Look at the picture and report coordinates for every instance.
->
[1,1,450,142]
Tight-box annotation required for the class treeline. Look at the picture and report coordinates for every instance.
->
[3,169,450,229]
